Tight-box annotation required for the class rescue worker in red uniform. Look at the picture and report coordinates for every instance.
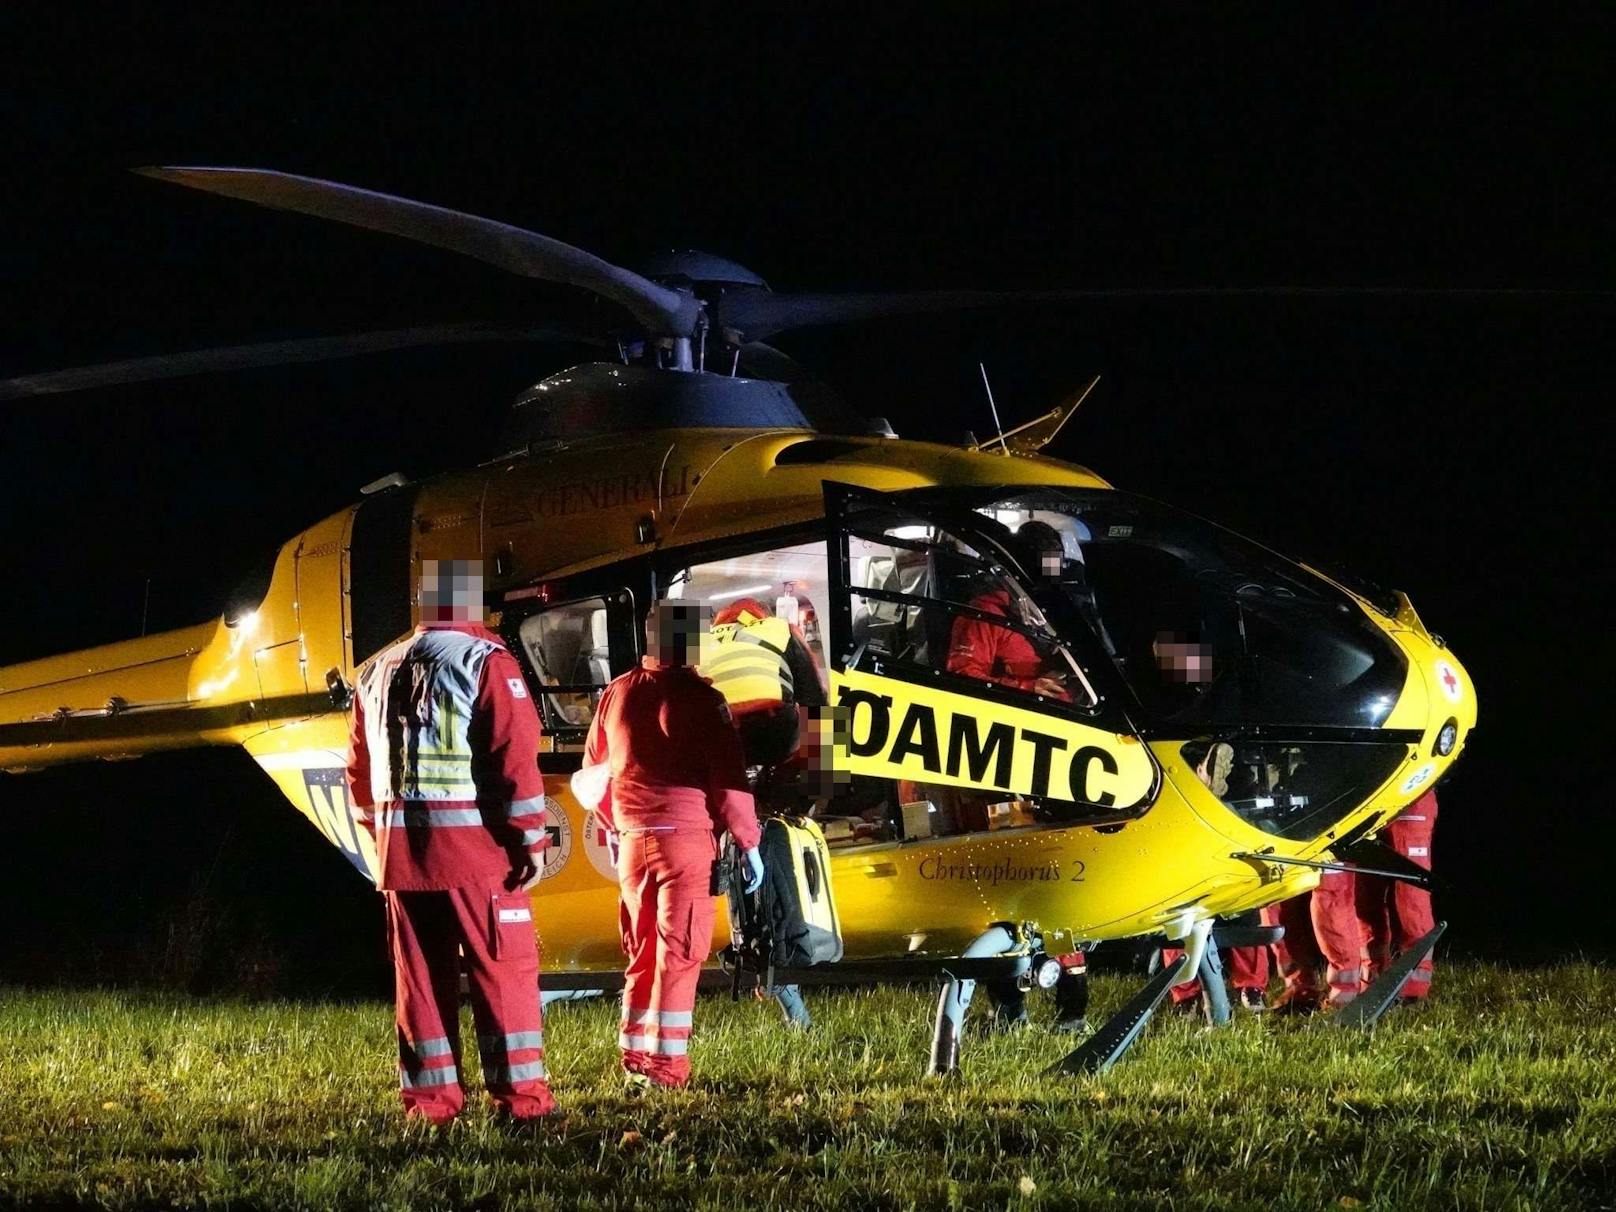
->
[1355,790,1439,1000]
[573,600,766,1088]
[1162,743,1273,1013]
[1226,931,1271,1012]
[345,559,555,1124]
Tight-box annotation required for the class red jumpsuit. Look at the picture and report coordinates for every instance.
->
[346,622,554,1123]
[1264,871,1363,1009]
[1227,943,1270,995]
[946,587,1067,697]
[1355,791,1439,998]
[581,656,762,1087]
[948,588,1084,1012]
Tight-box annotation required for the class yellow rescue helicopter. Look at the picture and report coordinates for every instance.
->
[0,169,1474,1074]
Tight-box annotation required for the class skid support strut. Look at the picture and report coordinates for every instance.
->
[1329,921,1446,1029]
[927,925,1018,1077]
[1198,931,1231,1027]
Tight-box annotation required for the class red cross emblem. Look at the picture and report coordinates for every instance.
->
[1441,667,1457,693]
[1436,661,1462,702]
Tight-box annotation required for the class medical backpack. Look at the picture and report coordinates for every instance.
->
[726,815,844,974]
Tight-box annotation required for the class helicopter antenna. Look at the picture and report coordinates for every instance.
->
[978,362,1009,456]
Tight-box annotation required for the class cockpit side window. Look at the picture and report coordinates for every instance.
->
[839,516,1100,711]
[515,595,627,736]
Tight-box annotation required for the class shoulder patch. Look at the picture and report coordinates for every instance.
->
[507,677,528,699]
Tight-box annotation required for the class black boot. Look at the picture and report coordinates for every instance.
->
[1053,967,1089,1034]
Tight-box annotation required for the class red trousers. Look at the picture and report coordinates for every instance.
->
[1356,800,1438,998]
[1265,895,1319,1005]
[1265,870,1363,1007]
[618,829,718,1086]
[1227,943,1269,991]
[1163,939,1269,1004]
[386,883,553,1122]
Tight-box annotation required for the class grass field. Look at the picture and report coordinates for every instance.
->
[1,963,1613,1210]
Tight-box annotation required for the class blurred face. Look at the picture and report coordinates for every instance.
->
[647,600,709,666]
[803,706,852,797]
[420,559,484,623]
[1153,630,1214,685]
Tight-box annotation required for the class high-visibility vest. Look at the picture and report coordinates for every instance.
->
[701,615,794,707]
[357,628,502,804]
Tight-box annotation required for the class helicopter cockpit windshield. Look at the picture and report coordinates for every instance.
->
[970,489,1409,730]
[966,488,1415,842]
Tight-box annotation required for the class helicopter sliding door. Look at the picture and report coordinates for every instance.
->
[822,482,1159,836]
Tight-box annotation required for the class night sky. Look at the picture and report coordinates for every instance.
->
[2,12,1612,991]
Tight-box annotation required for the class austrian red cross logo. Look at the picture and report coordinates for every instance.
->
[1435,661,1462,703]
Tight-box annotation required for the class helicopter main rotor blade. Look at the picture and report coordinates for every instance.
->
[715,285,1594,343]
[135,167,702,338]
[0,322,602,401]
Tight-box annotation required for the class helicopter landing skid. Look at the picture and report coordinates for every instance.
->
[1329,920,1447,1029]
[1045,956,1190,1075]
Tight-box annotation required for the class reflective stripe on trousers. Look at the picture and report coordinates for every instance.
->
[478,1030,548,1084]
[619,1007,694,1055]
[1326,964,1361,1004]
[399,1034,460,1090]
[383,806,486,828]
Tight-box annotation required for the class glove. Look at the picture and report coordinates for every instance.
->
[570,762,611,810]
[742,847,766,895]
[507,854,544,893]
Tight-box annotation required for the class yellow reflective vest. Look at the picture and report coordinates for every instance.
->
[701,615,794,706]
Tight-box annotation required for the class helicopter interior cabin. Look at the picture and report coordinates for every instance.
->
[503,487,1417,854]
[506,496,1129,853]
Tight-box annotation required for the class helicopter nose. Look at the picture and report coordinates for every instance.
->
[1429,652,1474,759]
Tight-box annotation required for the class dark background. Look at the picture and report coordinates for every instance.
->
[1,11,1611,994]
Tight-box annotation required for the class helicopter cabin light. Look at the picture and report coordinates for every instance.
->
[708,583,775,603]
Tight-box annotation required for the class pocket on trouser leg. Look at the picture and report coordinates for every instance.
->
[490,893,539,964]
[663,900,713,966]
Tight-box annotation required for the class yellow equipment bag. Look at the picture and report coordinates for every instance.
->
[728,815,843,969]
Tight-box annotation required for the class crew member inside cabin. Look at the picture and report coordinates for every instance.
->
[700,595,827,771]
[945,520,1073,700]
[344,558,556,1124]
[570,600,766,1088]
